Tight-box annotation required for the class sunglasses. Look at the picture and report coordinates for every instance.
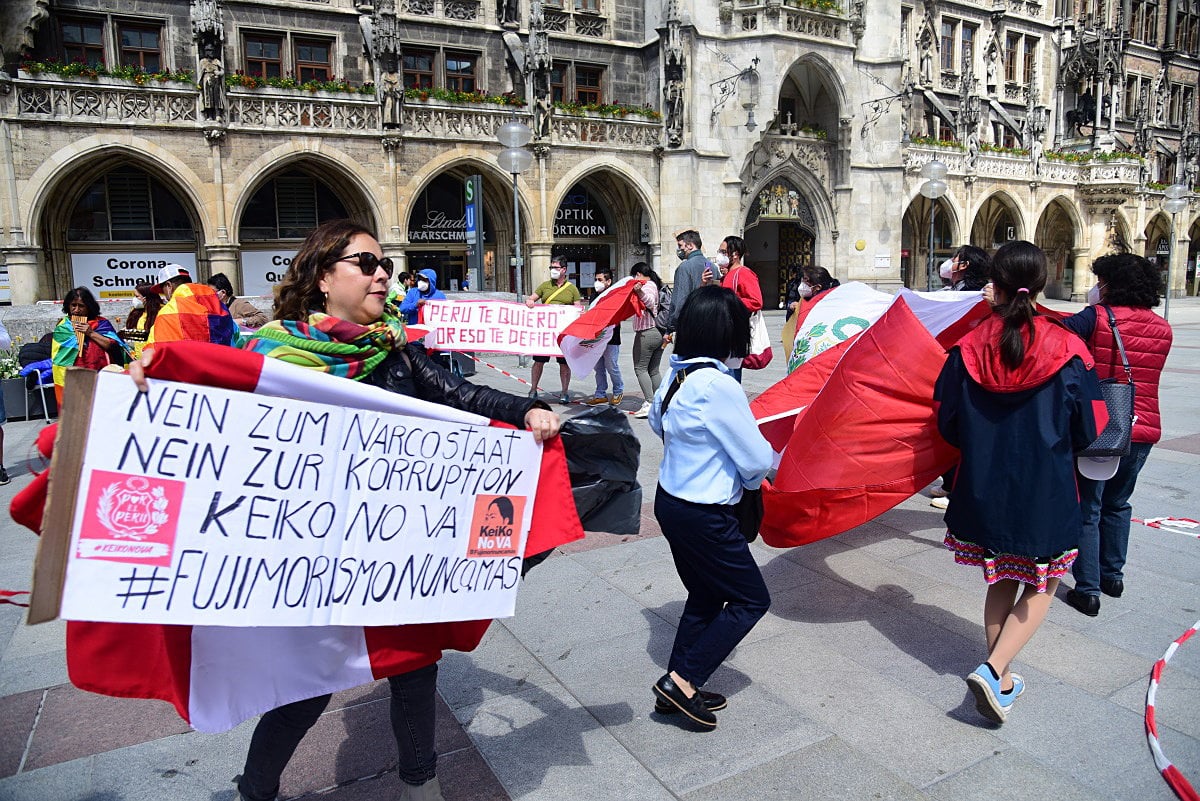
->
[337,252,394,278]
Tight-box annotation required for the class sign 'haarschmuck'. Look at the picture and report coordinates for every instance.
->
[53,371,542,627]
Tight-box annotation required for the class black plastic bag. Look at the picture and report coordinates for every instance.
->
[559,406,641,535]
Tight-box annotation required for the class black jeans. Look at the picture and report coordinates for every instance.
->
[655,487,771,687]
[237,662,440,800]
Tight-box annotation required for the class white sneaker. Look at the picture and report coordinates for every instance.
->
[930,496,949,510]
[633,402,651,418]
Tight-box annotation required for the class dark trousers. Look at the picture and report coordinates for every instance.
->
[237,662,440,801]
[655,487,771,687]
[1072,442,1153,595]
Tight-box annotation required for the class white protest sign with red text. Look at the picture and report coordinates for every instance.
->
[421,299,580,356]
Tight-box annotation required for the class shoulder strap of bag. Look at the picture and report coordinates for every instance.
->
[662,363,715,414]
[544,282,571,305]
[1102,305,1134,384]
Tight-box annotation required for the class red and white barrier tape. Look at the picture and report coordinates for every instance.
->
[1146,619,1200,801]
[1134,518,1200,539]
[0,589,29,608]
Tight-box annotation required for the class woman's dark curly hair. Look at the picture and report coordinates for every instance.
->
[62,286,101,319]
[274,219,375,321]
[1092,253,1162,308]
[952,245,991,291]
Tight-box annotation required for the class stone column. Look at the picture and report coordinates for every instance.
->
[2,248,42,305]
[206,245,241,292]
[527,241,552,289]
[1069,246,1091,302]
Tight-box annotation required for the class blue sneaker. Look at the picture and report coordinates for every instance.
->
[966,663,1016,724]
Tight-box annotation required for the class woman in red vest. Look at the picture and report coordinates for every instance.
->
[1061,253,1173,617]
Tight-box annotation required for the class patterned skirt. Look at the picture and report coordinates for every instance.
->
[944,533,1077,593]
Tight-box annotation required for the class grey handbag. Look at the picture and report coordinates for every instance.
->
[1078,305,1135,459]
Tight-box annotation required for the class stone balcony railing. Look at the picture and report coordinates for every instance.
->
[904,143,1145,189]
[9,73,199,126]
[6,74,662,150]
[732,0,845,41]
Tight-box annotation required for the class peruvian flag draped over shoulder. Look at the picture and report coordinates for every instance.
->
[753,284,989,548]
[11,341,584,733]
[557,278,644,377]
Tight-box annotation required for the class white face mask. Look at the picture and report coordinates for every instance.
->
[593,279,607,293]
[723,356,743,370]
[1086,283,1102,306]
[712,252,730,269]
[550,268,563,280]
[417,280,430,292]
[132,297,144,308]
[798,280,813,299]
[939,259,955,280]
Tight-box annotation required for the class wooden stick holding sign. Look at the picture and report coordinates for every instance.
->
[29,368,542,628]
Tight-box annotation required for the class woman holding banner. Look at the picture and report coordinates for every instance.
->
[648,286,773,730]
[212,219,559,801]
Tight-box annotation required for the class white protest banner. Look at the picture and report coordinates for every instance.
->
[421,299,580,356]
[48,370,541,628]
[241,250,295,297]
[72,252,198,299]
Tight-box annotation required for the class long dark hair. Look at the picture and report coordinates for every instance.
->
[674,285,751,360]
[952,245,991,290]
[1091,252,1162,308]
[801,265,839,292]
[62,286,101,319]
[275,219,375,321]
[125,282,163,329]
[630,261,662,290]
[989,240,1047,369]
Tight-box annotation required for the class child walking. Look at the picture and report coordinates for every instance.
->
[934,240,1106,725]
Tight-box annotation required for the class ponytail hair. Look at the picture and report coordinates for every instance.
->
[989,240,1047,369]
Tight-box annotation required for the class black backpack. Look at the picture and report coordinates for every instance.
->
[654,284,673,333]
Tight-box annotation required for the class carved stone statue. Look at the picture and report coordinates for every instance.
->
[199,43,224,121]
[379,54,402,128]
[500,0,520,28]
[663,0,685,148]
[965,129,980,169]
[190,0,223,41]
[1152,67,1168,124]
[985,45,998,94]
[1029,136,1043,176]
[527,0,551,139]
[919,30,934,86]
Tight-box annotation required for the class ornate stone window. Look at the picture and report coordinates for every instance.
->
[244,33,284,78]
[403,49,435,88]
[295,38,332,82]
[118,23,162,71]
[445,52,477,92]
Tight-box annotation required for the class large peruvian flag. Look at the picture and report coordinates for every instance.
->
[557,278,644,377]
[12,342,584,732]
[753,285,989,548]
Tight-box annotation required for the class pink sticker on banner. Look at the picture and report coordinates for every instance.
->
[467,494,526,558]
[76,471,185,566]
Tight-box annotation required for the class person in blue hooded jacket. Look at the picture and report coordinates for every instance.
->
[400,268,446,324]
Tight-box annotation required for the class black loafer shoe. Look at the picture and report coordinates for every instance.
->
[1065,588,1100,617]
[654,689,727,715]
[1100,578,1124,598]
[652,674,717,728]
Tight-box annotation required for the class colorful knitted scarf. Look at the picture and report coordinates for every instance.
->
[242,301,407,381]
[51,316,128,389]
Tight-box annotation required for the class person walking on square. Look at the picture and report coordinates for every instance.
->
[526,254,581,403]
[1060,253,1172,616]
[0,315,10,485]
[663,230,712,343]
[935,241,1106,725]
[649,286,772,730]
[712,235,762,383]
[586,266,624,406]
[629,262,666,418]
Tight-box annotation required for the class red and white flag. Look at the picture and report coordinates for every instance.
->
[557,278,644,377]
[753,285,989,548]
[12,341,584,732]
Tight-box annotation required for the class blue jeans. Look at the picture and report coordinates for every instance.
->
[1072,442,1153,596]
[238,663,439,800]
[655,487,771,687]
[593,343,624,397]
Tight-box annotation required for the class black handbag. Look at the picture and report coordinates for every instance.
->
[662,365,761,543]
[1078,305,1135,459]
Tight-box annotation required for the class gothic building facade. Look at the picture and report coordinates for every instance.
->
[0,0,1196,307]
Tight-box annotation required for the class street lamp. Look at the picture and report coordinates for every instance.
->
[1162,182,1189,321]
[496,120,533,299]
[919,159,949,291]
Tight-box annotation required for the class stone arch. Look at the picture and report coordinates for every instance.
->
[1143,211,1173,268]
[228,144,381,240]
[773,52,848,139]
[902,190,961,290]
[549,158,659,243]
[970,191,1025,248]
[23,137,211,247]
[1034,197,1081,299]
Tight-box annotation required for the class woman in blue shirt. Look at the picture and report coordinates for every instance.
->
[648,286,773,730]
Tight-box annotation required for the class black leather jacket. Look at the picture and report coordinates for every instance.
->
[365,344,540,427]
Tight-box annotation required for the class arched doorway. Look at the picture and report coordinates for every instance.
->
[971,194,1022,250]
[1188,216,1200,296]
[551,171,651,299]
[238,166,369,296]
[744,179,819,308]
[47,163,200,299]
[1143,213,1172,291]
[1035,199,1078,299]
[901,195,956,290]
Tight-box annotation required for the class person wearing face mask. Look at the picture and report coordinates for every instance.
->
[1058,253,1173,617]
[711,236,762,383]
[664,229,713,341]
[941,246,991,292]
[647,285,772,730]
[399,268,446,325]
[120,282,164,360]
[526,255,581,403]
[585,267,625,406]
